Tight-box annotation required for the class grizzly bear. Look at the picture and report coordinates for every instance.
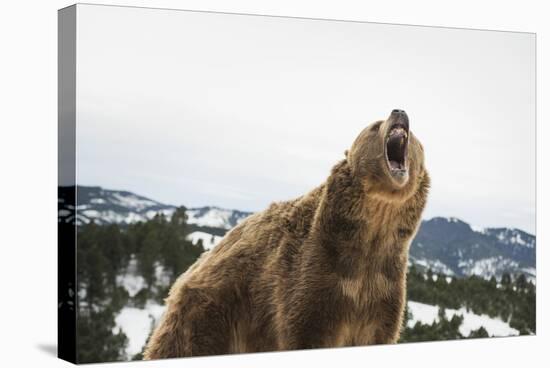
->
[144,109,430,359]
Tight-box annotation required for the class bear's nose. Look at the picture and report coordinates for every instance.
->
[389,109,409,131]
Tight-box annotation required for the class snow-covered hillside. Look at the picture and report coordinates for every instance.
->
[407,301,518,337]
[58,186,252,229]
[58,186,176,225]
[186,207,250,230]
[410,217,536,281]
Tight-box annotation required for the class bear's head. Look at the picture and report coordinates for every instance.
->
[347,109,428,203]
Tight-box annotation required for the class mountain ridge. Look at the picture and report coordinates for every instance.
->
[59,185,535,280]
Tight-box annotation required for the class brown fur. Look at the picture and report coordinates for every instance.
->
[144,112,430,359]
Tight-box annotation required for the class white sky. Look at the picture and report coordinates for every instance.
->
[74,4,535,233]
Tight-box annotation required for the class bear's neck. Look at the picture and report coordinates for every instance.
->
[312,159,426,277]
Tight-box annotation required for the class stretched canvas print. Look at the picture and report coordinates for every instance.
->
[58,4,536,364]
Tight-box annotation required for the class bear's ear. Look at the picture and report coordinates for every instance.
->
[344,150,349,159]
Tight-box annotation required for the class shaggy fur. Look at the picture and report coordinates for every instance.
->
[144,111,430,359]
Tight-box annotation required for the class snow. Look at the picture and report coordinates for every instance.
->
[123,212,149,224]
[413,258,429,268]
[456,309,518,337]
[509,233,526,245]
[493,229,535,248]
[111,193,158,211]
[470,225,487,234]
[429,260,455,276]
[114,303,166,358]
[407,301,439,326]
[407,301,519,337]
[100,210,149,224]
[186,207,235,229]
[116,258,146,297]
[186,207,250,229]
[82,209,100,218]
[117,274,146,298]
[187,231,223,250]
[459,257,519,279]
[522,267,536,281]
[411,257,455,276]
[116,259,172,299]
[154,262,172,288]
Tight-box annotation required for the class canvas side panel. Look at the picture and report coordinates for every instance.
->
[58,4,77,364]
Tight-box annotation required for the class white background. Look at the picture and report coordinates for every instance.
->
[0,1,547,367]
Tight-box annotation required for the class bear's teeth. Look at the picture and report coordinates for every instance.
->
[390,127,407,138]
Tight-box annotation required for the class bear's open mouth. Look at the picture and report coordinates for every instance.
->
[385,123,408,174]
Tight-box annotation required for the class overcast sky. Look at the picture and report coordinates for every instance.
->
[73,4,535,233]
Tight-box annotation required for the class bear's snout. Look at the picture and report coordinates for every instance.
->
[389,109,409,130]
